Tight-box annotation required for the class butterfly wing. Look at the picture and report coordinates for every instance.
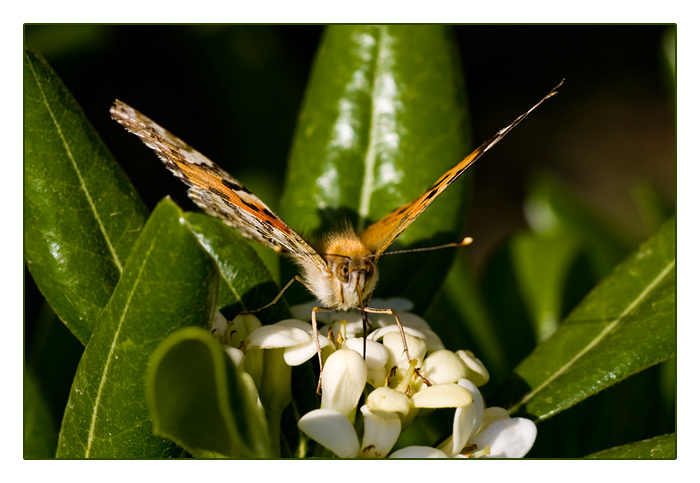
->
[110,100,328,274]
[361,80,563,254]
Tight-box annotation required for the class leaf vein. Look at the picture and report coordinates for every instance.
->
[25,51,124,273]
[511,258,676,416]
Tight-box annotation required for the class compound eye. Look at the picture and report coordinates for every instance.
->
[336,261,350,283]
[363,260,375,280]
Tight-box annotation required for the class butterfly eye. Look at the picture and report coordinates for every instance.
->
[362,260,375,281]
[335,261,350,283]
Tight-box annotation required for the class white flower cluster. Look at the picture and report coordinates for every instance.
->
[221,298,536,458]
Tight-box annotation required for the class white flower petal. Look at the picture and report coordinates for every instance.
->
[290,301,334,323]
[367,297,414,312]
[278,321,333,366]
[344,338,388,369]
[477,406,510,433]
[283,341,321,366]
[369,324,444,352]
[456,350,490,387]
[210,310,228,341]
[422,350,468,385]
[321,349,367,418]
[382,331,427,370]
[389,446,448,458]
[327,312,366,339]
[223,346,244,367]
[369,311,427,329]
[439,379,484,457]
[298,409,359,458]
[366,387,412,416]
[471,416,537,458]
[366,366,388,389]
[359,405,401,458]
[228,314,263,348]
[459,379,485,441]
[277,318,315,333]
[246,323,311,349]
[411,383,472,409]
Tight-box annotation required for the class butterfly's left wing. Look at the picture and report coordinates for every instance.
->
[110,100,328,275]
[361,80,563,255]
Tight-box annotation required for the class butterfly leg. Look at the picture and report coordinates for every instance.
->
[239,275,304,314]
[311,305,334,395]
[363,307,413,364]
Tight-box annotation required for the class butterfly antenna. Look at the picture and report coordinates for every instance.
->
[365,237,473,259]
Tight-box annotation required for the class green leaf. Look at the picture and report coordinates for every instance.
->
[524,174,629,278]
[56,199,219,458]
[183,212,290,321]
[585,433,676,459]
[279,25,471,311]
[425,253,509,383]
[24,370,58,458]
[24,45,148,344]
[498,216,676,422]
[147,327,272,458]
[25,300,84,428]
[510,231,581,342]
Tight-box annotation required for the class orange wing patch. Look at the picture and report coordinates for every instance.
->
[361,79,564,255]
[110,100,327,273]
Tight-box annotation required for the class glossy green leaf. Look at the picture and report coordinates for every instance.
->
[147,327,272,458]
[24,45,148,344]
[24,370,58,458]
[56,199,219,458]
[279,25,471,311]
[499,216,676,422]
[585,433,676,459]
[184,212,290,321]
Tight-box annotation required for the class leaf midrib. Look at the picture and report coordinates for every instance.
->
[509,257,676,418]
[25,50,123,273]
[357,26,385,231]
[83,231,160,457]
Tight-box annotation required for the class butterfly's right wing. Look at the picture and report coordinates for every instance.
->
[110,100,328,275]
[361,80,563,255]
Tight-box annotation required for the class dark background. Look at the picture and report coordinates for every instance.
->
[24,25,676,457]
[24,25,675,264]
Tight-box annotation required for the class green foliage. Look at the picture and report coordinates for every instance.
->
[499,216,676,422]
[585,433,676,459]
[146,327,271,458]
[24,371,58,458]
[56,199,220,458]
[24,45,148,345]
[183,212,290,322]
[279,25,471,312]
[24,27,675,459]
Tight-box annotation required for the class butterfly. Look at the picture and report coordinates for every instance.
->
[110,79,563,379]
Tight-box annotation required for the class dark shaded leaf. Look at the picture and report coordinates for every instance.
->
[56,199,219,458]
[24,370,58,458]
[425,253,509,385]
[498,216,676,422]
[279,25,471,311]
[523,174,629,278]
[25,300,84,427]
[585,433,676,459]
[24,45,148,344]
[147,327,271,458]
[510,231,581,341]
[184,212,290,321]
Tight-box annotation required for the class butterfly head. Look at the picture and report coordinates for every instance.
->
[301,230,379,312]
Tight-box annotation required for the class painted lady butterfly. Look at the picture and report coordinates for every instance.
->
[111,79,563,377]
